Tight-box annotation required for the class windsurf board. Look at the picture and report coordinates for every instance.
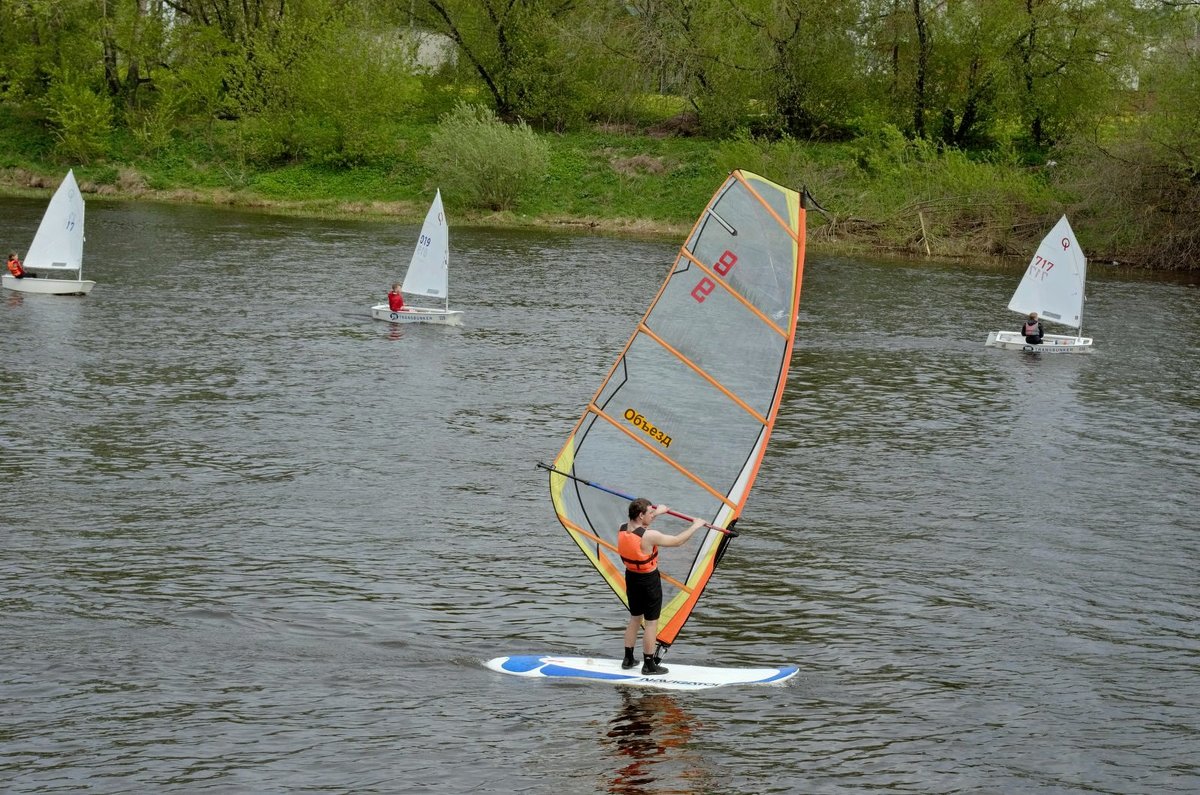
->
[485,655,798,691]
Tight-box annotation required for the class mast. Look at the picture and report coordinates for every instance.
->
[1078,257,1087,340]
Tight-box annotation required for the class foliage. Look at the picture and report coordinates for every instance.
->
[44,70,114,164]
[127,74,185,156]
[283,26,425,166]
[422,102,549,211]
[410,0,582,123]
[0,106,53,165]
[1055,24,1200,270]
[711,124,1058,257]
[0,0,1196,267]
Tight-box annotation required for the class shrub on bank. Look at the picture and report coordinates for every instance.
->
[422,102,550,212]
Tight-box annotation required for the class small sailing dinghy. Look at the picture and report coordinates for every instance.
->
[486,170,809,690]
[985,215,1093,353]
[370,189,463,326]
[2,170,95,296]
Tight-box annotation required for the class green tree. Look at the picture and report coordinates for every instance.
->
[733,0,872,139]
[1012,0,1144,150]
[1063,4,1200,268]
[411,0,580,122]
[45,68,115,163]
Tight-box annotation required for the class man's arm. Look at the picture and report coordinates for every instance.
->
[645,518,707,549]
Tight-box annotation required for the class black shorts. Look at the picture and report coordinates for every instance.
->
[625,569,663,621]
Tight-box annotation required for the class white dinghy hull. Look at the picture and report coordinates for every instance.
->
[371,303,464,326]
[2,274,95,295]
[985,330,1093,353]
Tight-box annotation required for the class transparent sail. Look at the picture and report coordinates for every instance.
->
[547,170,806,649]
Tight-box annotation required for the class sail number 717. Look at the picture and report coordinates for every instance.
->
[690,250,738,303]
[1030,255,1055,281]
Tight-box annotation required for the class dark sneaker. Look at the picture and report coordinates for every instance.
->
[641,660,669,676]
[621,657,636,670]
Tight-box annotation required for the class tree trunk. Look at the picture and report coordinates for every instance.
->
[912,0,929,138]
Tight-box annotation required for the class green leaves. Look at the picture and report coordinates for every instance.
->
[423,102,549,212]
[44,70,114,165]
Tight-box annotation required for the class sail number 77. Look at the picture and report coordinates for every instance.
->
[691,250,738,303]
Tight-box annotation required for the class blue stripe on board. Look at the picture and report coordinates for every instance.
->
[761,666,799,682]
[541,663,633,681]
[498,656,545,673]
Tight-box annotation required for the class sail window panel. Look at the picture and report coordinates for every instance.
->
[742,172,796,226]
[592,357,628,415]
[567,421,731,590]
[644,280,789,421]
[569,421,731,530]
[595,334,768,499]
[686,183,797,323]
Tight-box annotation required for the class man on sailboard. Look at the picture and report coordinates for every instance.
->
[619,498,705,675]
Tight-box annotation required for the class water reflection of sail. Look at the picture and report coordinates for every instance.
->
[606,691,711,795]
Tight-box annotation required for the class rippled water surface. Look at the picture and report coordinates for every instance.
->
[2,198,1197,794]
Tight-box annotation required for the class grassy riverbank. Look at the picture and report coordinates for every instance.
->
[0,110,1125,267]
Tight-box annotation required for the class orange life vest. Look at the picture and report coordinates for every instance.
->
[6,258,25,278]
[618,523,658,573]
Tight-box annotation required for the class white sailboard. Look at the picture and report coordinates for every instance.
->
[2,170,95,295]
[486,655,798,692]
[487,170,808,689]
[370,189,463,326]
[985,215,1093,353]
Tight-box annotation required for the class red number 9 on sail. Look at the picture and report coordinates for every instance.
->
[690,250,738,303]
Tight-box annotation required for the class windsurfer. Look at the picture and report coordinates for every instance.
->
[620,498,706,675]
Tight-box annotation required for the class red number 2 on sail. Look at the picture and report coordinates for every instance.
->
[691,250,738,303]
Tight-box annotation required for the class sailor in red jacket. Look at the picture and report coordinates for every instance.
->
[387,283,405,312]
[6,252,28,278]
[618,498,705,675]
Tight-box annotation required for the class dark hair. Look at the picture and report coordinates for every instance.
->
[628,498,652,520]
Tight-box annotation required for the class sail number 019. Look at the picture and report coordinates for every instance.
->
[691,249,738,303]
[624,408,672,448]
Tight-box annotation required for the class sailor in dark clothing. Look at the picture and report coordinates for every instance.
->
[1022,312,1044,344]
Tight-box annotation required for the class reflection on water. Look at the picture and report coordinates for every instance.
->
[606,690,707,795]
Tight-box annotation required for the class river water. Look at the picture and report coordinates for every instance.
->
[1,197,1197,794]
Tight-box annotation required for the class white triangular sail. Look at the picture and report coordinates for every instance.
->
[24,170,85,273]
[1007,215,1086,329]
[401,190,449,301]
